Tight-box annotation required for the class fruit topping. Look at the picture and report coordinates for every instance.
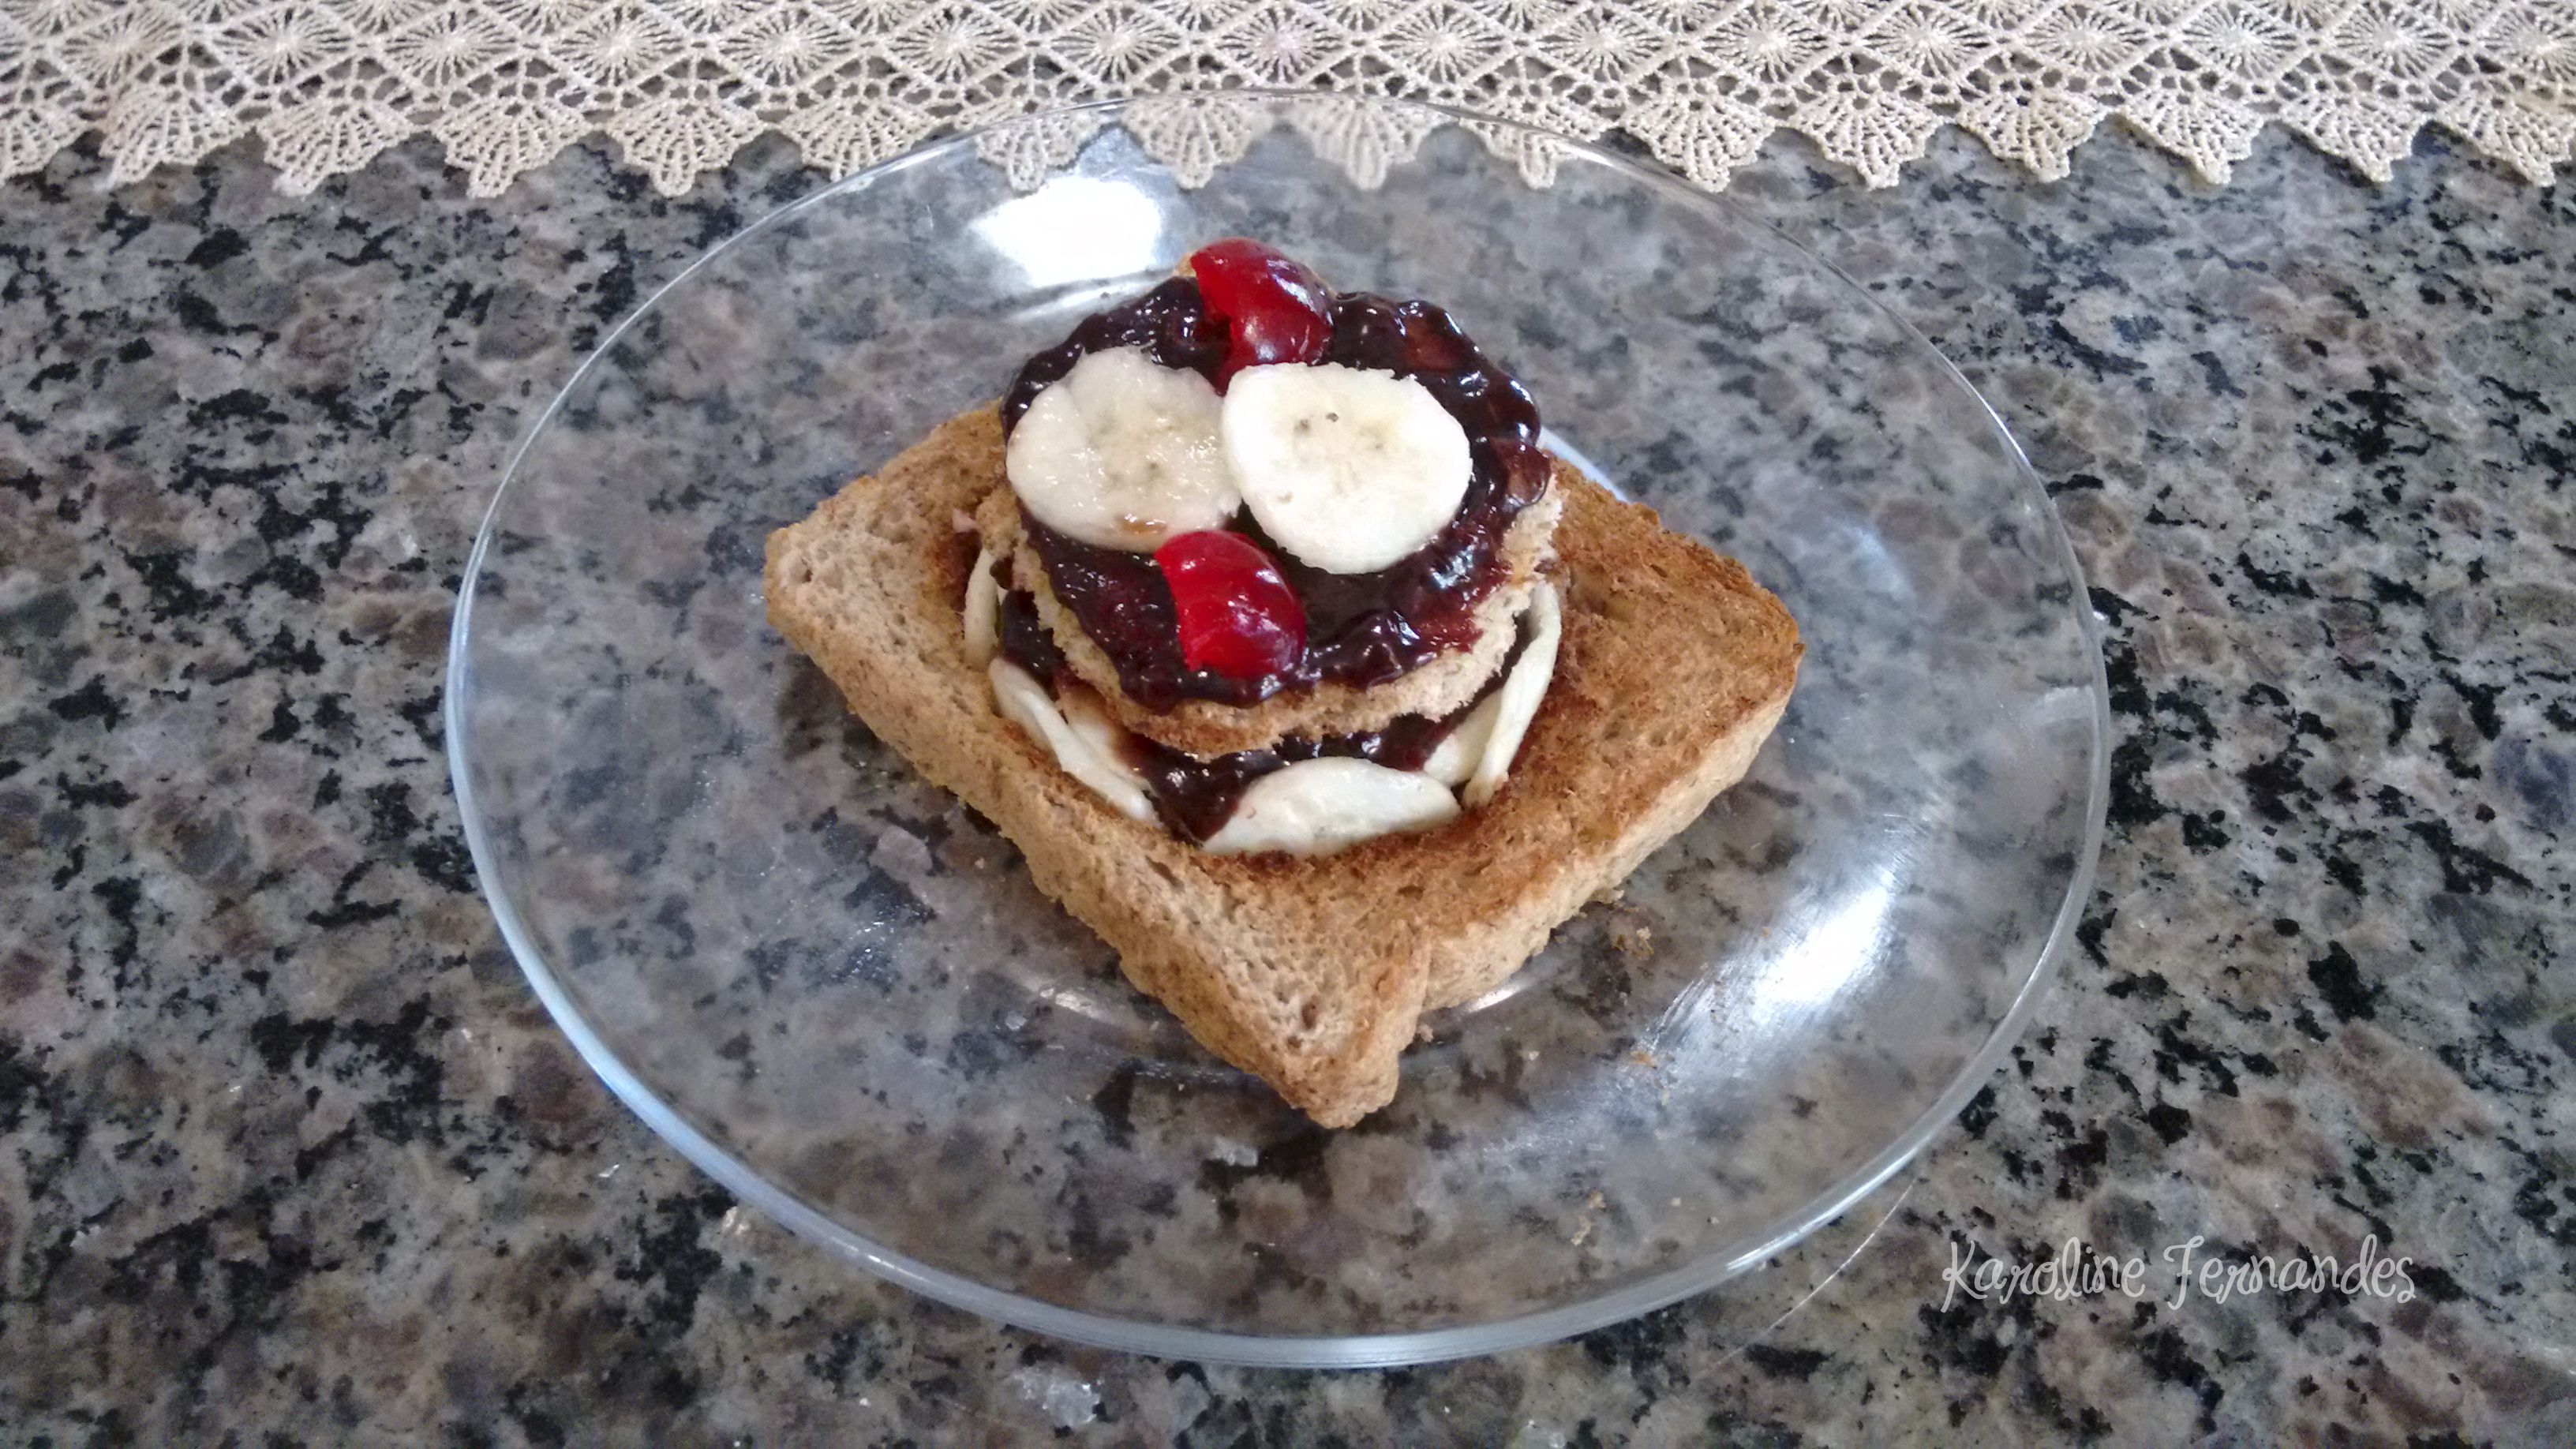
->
[1481,436,1555,507]
[1155,530,1307,680]
[994,572,1069,687]
[962,541,1002,665]
[1199,757,1460,857]
[988,659,1157,824]
[1001,278,1227,430]
[1004,257,1551,708]
[1005,345,1238,552]
[1462,578,1561,807]
[1220,361,1473,575]
[1189,238,1332,384]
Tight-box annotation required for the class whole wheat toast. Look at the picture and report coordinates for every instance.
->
[765,404,1801,1126]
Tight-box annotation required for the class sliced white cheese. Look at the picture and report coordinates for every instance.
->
[1201,757,1461,857]
[1423,691,1500,788]
[988,659,1156,825]
[1462,578,1563,809]
[961,540,1001,665]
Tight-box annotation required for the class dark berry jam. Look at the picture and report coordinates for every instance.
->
[1001,282,1548,711]
[1001,277,1227,430]
[1121,707,1463,844]
[996,589,1532,843]
[994,567,1068,683]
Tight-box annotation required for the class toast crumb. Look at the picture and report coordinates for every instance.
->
[1570,1189,1608,1246]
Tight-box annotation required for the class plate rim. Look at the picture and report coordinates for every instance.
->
[444,88,2111,1368]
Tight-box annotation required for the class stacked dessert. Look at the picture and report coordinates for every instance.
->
[766,240,1800,1124]
[967,240,1567,856]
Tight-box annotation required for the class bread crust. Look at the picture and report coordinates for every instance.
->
[765,403,1800,1125]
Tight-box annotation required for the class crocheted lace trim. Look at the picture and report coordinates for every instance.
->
[3,2,2567,196]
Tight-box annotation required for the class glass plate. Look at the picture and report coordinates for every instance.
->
[447,94,2106,1368]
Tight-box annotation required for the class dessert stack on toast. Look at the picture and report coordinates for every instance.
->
[766,241,1799,1125]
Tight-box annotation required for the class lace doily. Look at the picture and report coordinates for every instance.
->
[2,2,2569,198]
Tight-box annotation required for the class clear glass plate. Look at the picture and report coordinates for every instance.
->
[447,94,2107,1368]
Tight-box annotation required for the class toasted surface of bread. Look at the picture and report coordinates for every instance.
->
[765,403,1800,1125]
[975,466,1561,758]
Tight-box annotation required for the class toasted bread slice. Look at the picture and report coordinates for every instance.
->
[975,474,1561,758]
[766,403,1800,1125]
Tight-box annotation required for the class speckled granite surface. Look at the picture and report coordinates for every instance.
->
[2,125,2569,1443]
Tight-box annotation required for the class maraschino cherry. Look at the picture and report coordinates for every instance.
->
[1188,238,1332,385]
[1154,530,1306,680]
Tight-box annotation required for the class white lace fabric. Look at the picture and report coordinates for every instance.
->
[2,2,2569,198]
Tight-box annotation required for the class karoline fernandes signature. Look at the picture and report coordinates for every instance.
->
[1941,1234,2417,1312]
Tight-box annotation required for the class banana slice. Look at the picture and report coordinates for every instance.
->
[1462,578,1562,808]
[1005,346,1237,551]
[988,659,1156,824]
[1056,685,1133,768]
[1202,757,1461,857]
[961,540,1001,665]
[1422,691,1501,788]
[1221,362,1471,575]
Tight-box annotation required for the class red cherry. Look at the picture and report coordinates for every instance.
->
[1155,530,1306,680]
[1189,238,1331,385]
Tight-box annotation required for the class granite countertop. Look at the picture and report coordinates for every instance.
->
[2,126,2570,1443]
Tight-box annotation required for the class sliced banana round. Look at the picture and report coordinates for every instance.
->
[988,659,1156,825]
[1055,686,1133,771]
[1202,757,1460,857]
[1005,345,1237,552]
[1221,361,1471,575]
[1462,578,1563,808]
[960,539,1001,665]
[1422,691,1501,788]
